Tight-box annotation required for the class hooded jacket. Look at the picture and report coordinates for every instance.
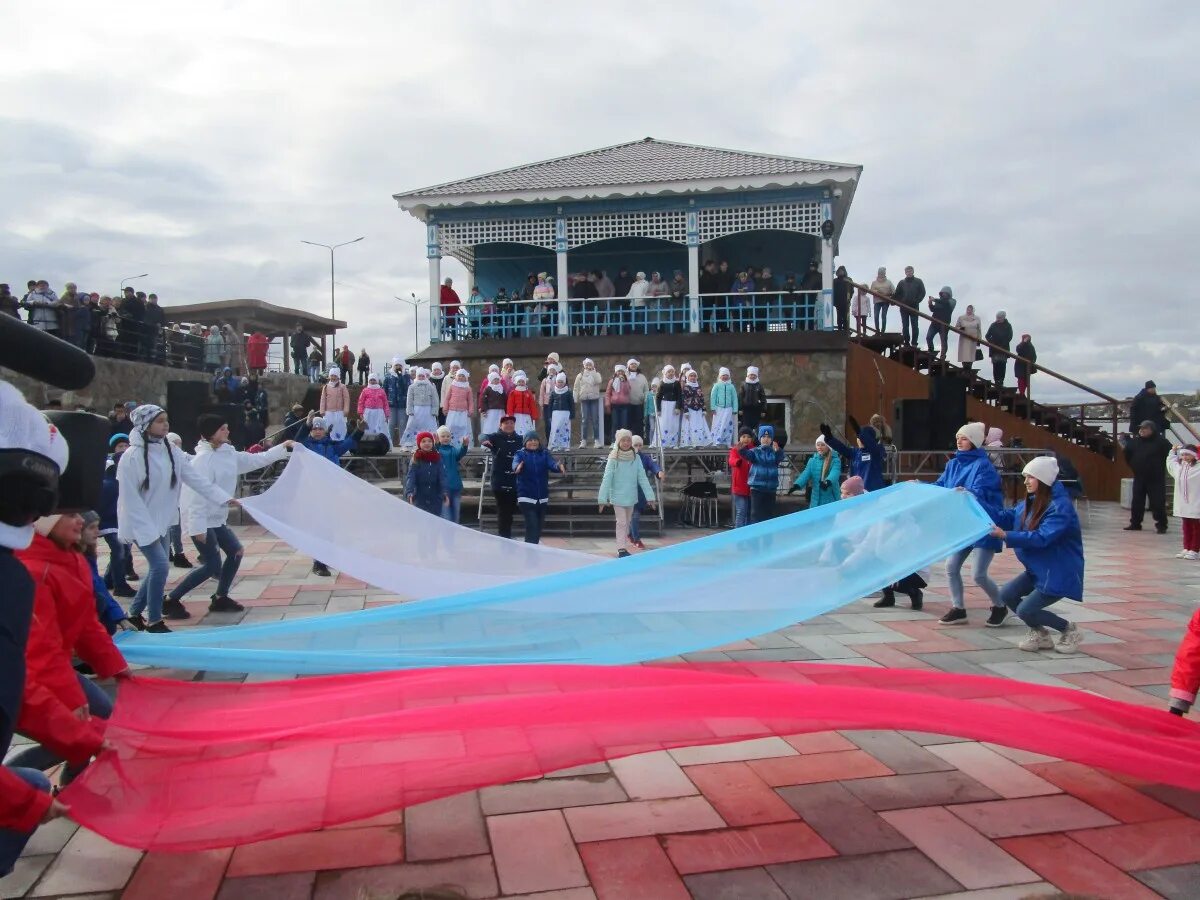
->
[506,388,540,419]
[16,535,126,766]
[406,378,440,415]
[740,380,767,414]
[405,456,446,511]
[1122,425,1171,479]
[1167,450,1200,519]
[574,369,603,402]
[597,454,656,508]
[513,447,562,503]
[791,452,842,507]
[739,428,786,491]
[710,381,739,411]
[728,445,752,497]
[1128,389,1169,433]
[481,430,523,493]
[298,427,359,464]
[383,369,412,408]
[437,441,469,493]
[933,447,1004,551]
[984,481,1084,600]
[181,439,290,534]
[824,425,886,492]
[985,319,1013,357]
[116,429,232,546]
[320,380,351,416]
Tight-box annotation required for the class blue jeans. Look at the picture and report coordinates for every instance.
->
[611,404,629,435]
[390,406,407,444]
[520,502,546,544]
[0,768,51,876]
[169,525,244,601]
[946,546,1001,610]
[168,523,183,556]
[441,490,462,524]
[999,570,1069,632]
[102,533,131,592]
[733,494,751,528]
[129,534,170,623]
[580,399,601,443]
[7,674,113,775]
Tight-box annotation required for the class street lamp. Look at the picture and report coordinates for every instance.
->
[120,273,149,291]
[301,236,363,348]
[394,293,428,354]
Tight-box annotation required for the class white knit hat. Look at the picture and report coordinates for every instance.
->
[1022,456,1060,486]
[815,434,828,449]
[33,514,62,537]
[747,366,760,377]
[719,367,731,378]
[0,382,70,474]
[956,422,986,448]
[310,416,327,430]
[328,367,341,379]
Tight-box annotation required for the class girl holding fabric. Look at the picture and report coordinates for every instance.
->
[356,373,391,447]
[605,365,631,439]
[547,372,575,450]
[405,432,446,516]
[514,431,565,544]
[436,426,470,523]
[821,423,886,492]
[401,368,440,448]
[629,434,663,550]
[983,456,1085,654]
[708,367,738,446]
[680,369,711,447]
[319,368,352,441]
[598,429,656,558]
[116,405,235,631]
[480,372,508,437]
[787,435,841,507]
[574,359,603,448]
[934,422,1007,627]
[441,367,477,446]
[506,371,539,436]
[656,365,682,448]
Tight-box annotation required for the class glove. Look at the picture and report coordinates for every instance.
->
[786,486,799,495]
[819,423,832,439]
[847,415,861,435]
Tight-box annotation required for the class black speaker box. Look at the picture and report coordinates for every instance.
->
[43,411,109,512]
[301,384,324,412]
[200,404,248,449]
[893,399,932,451]
[929,375,969,450]
[353,433,391,456]
[167,380,211,450]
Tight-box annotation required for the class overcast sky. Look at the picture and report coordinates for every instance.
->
[3,1,1195,399]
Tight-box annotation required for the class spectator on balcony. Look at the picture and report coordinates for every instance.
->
[832,266,853,332]
[205,325,226,373]
[307,345,323,382]
[493,287,512,336]
[25,280,60,336]
[570,272,599,334]
[67,294,95,351]
[611,268,634,334]
[985,311,1013,387]
[1128,380,1170,434]
[698,260,722,332]
[665,270,688,332]
[354,348,370,385]
[869,267,894,334]
[142,294,166,362]
[892,265,925,347]
[440,277,461,340]
[925,286,957,360]
[95,298,121,356]
[0,283,18,317]
[532,273,556,337]
[595,269,615,299]
[289,323,313,376]
[1014,333,1037,397]
[955,304,983,373]
[186,323,205,369]
[247,331,269,377]
[729,270,755,332]
[646,271,670,332]
[336,344,353,382]
[756,267,778,331]
[223,323,247,374]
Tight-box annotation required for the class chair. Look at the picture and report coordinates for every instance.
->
[678,480,720,528]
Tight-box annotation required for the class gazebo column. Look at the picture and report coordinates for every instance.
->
[686,211,700,333]
[555,216,569,336]
[820,199,834,330]
[426,224,442,339]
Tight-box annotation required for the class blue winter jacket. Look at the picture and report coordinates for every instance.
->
[739,444,786,491]
[791,452,842,507]
[99,455,121,532]
[384,370,411,408]
[87,554,126,634]
[636,451,660,510]
[437,442,468,493]
[405,457,446,513]
[934,447,1004,552]
[513,447,562,504]
[984,481,1084,601]
[297,422,359,463]
[825,425,886,491]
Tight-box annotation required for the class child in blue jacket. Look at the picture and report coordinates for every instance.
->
[435,425,470,523]
[405,431,447,516]
[982,456,1085,655]
[821,422,885,491]
[739,424,786,523]
[513,432,565,544]
[787,434,841,507]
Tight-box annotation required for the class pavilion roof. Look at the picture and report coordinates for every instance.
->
[160,298,346,336]
[394,138,861,214]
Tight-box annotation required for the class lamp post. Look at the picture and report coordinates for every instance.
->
[301,236,363,349]
[119,273,149,292]
[394,293,427,354]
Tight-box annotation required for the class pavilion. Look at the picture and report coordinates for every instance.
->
[394,138,863,338]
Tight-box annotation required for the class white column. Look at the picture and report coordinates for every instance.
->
[426,223,442,340]
[555,216,569,336]
[686,210,700,333]
[820,200,834,330]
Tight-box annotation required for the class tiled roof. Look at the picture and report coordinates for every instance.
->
[396,138,857,199]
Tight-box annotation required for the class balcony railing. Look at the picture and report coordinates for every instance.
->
[432,291,826,342]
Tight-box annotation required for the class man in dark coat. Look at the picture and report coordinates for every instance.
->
[1128,381,1170,434]
[480,416,523,539]
[984,311,1014,386]
[1121,420,1172,533]
[925,286,957,359]
[891,265,926,347]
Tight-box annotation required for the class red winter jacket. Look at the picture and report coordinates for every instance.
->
[16,535,127,766]
[728,445,751,497]
[1171,608,1200,711]
[506,389,540,420]
[246,332,269,370]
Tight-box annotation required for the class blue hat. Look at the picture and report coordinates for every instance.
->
[523,431,541,444]
[109,432,129,448]
[757,425,774,439]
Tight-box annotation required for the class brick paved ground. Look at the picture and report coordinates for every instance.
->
[4,500,1200,899]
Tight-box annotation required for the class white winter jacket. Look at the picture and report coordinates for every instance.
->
[1167,451,1200,519]
[180,439,291,535]
[116,429,232,546]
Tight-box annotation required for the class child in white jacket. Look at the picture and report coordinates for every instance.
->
[170,413,294,613]
[117,405,236,631]
[1168,445,1200,559]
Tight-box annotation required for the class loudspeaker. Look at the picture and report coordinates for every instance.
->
[167,380,211,450]
[929,375,969,450]
[43,411,109,512]
[301,384,323,412]
[893,399,932,450]
[352,433,390,456]
[201,404,248,449]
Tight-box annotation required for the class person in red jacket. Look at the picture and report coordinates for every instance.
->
[246,331,269,377]
[728,428,754,528]
[1170,608,1200,716]
[439,277,461,340]
[10,513,130,782]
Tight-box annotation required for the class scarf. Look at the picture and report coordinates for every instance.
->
[413,448,440,463]
[609,446,637,462]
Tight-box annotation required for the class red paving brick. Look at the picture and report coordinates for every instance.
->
[747,749,894,787]
[564,795,725,842]
[765,849,963,900]
[663,821,837,875]
[122,848,231,900]
[1068,817,1200,870]
[998,834,1162,900]
[488,810,588,895]
[685,761,801,826]
[781,731,857,754]
[1026,760,1183,823]
[226,826,404,877]
[578,837,690,900]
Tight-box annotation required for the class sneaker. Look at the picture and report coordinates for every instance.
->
[938,608,968,626]
[634,539,646,550]
[617,549,631,558]
[592,440,602,448]
[907,589,923,611]
[208,594,246,613]
[312,562,332,577]
[1055,622,1083,654]
[127,571,140,581]
[113,584,137,598]
[578,440,587,448]
[1186,551,1200,560]
[1156,526,1169,534]
[1018,627,1055,652]
[162,597,192,620]
[1177,550,1191,558]
[171,553,194,569]
[127,614,147,631]
[1123,524,1142,531]
[872,591,896,608]
[146,620,173,634]
[985,606,1010,628]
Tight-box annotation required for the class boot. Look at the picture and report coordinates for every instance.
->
[873,589,896,608]
[162,597,192,620]
[171,552,194,569]
[209,594,246,613]
[906,588,924,611]
[312,561,332,577]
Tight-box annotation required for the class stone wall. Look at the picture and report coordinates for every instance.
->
[1,356,313,429]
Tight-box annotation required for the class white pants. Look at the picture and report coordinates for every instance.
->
[710,407,736,446]
[323,410,347,441]
[362,407,391,447]
[481,409,503,435]
[401,405,437,447]
[549,409,572,450]
[446,409,474,446]
[514,413,534,436]
[680,409,711,447]
[658,400,680,448]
